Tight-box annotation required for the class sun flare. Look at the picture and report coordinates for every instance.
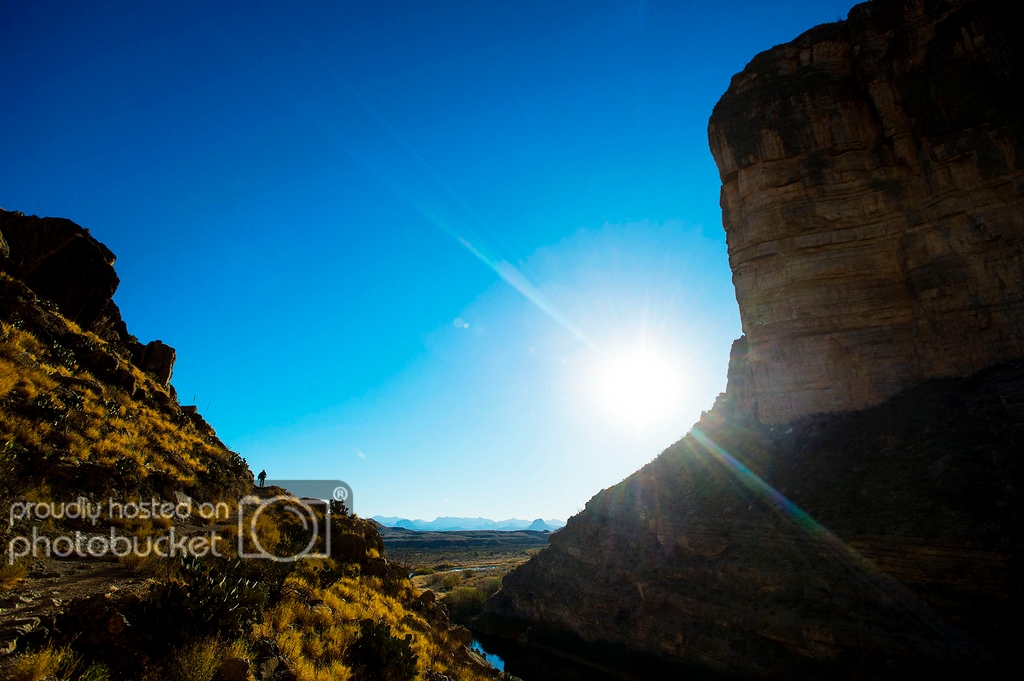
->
[592,345,684,430]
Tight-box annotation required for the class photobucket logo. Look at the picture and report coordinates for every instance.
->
[6,497,231,564]
[237,480,352,562]
[8,498,230,526]
[7,527,222,564]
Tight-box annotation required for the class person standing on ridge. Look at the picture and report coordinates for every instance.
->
[258,469,267,488]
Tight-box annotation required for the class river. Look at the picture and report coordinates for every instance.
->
[470,633,736,680]
[470,635,627,681]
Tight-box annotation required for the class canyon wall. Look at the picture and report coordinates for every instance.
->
[481,0,1024,677]
[709,0,1024,424]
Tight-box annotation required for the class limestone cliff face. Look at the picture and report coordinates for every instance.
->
[708,0,1024,424]
[481,1,1024,677]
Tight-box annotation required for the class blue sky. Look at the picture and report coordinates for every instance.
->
[1,0,855,520]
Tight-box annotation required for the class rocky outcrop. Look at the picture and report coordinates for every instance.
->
[137,339,176,387]
[708,0,1024,424]
[0,210,119,333]
[0,209,176,384]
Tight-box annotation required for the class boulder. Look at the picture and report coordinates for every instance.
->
[0,210,119,333]
[137,339,175,386]
[215,657,250,681]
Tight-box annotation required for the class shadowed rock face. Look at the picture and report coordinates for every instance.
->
[0,209,175,384]
[137,339,176,387]
[483,363,1024,678]
[482,1,1024,677]
[0,210,119,332]
[708,0,1024,424]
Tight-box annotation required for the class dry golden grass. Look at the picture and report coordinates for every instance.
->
[0,320,247,504]
[162,637,224,681]
[0,357,20,398]
[6,645,88,681]
[0,560,28,591]
[118,550,174,578]
[251,560,494,681]
[0,299,499,681]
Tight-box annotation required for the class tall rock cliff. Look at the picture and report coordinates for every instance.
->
[709,0,1024,424]
[481,0,1024,677]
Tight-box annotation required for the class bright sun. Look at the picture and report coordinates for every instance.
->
[592,345,684,430]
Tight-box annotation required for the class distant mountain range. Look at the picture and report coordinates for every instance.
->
[370,516,566,532]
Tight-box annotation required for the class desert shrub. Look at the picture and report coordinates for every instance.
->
[0,438,24,546]
[477,577,502,597]
[442,587,485,624]
[380,564,414,599]
[163,637,223,681]
[344,618,418,681]
[6,645,83,681]
[329,498,350,516]
[118,550,175,579]
[143,555,268,643]
[441,573,461,590]
[239,496,336,562]
[253,570,502,681]
[411,567,435,576]
[78,664,111,681]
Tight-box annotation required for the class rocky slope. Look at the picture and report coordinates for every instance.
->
[0,208,247,509]
[709,0,1024,424]
[1,209,178,387]
[483,369,1023,678]
[481,0,1024,677]
[1,210,506,680]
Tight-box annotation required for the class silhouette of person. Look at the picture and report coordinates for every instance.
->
[258,469,267,488]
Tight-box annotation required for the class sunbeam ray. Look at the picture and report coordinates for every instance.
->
[689,427,985,663]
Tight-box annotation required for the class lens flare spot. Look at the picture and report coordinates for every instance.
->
[592,345,683,430]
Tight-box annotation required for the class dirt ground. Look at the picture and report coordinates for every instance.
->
[0,555,153,676]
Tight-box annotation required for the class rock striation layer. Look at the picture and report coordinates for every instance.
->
[708,0,1024,424]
